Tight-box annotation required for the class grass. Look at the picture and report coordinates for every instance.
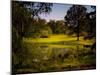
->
[23,34,76,43]
[14,34,96,73]
[23,34,94,46]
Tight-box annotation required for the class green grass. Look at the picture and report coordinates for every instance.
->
[15,34,96,73]
[23,34,94,46]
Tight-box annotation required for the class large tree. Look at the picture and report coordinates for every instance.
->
[86,6,96,36]
[12,1,53,73]
[65,5,87,41]
[12,1,53,38]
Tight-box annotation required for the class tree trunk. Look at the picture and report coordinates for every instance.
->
[90,21,93,35]
[77,33,79,41]
[77,21,79,41]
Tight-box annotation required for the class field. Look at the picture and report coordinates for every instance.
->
[15,34,96,73]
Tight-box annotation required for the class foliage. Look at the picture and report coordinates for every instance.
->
[16,1,53,17]
[12,1,53,73]
[65,5,87,40]
[47,20,68,34]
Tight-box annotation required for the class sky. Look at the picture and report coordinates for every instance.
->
[39,3,95,22]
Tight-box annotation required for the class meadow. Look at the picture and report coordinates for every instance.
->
[15,34,96,73]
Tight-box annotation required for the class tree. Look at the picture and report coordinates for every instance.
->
[83,6,96,39]
[47,20,56,33]
[12,1,53,73]
[12,1,53,38]
[26,18,52,38]
[47,20,67,34]
[16,1,53,18]
[87,6,96,35]
[55,20,67,34]
[65,5,87,41]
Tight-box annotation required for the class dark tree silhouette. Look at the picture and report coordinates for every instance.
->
[12,1,53,38]
[12,1,53,74]
[65,5,87,41]
[84,6,96,39]
[16,1,53,18]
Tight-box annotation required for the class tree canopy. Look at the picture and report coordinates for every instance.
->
[65,5,87,40]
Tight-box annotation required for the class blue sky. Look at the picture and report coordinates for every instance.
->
[39,3,94,22]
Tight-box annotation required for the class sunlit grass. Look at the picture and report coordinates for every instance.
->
[23,34,76,43]
[23,34,94,46]
[16,34,96,73]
